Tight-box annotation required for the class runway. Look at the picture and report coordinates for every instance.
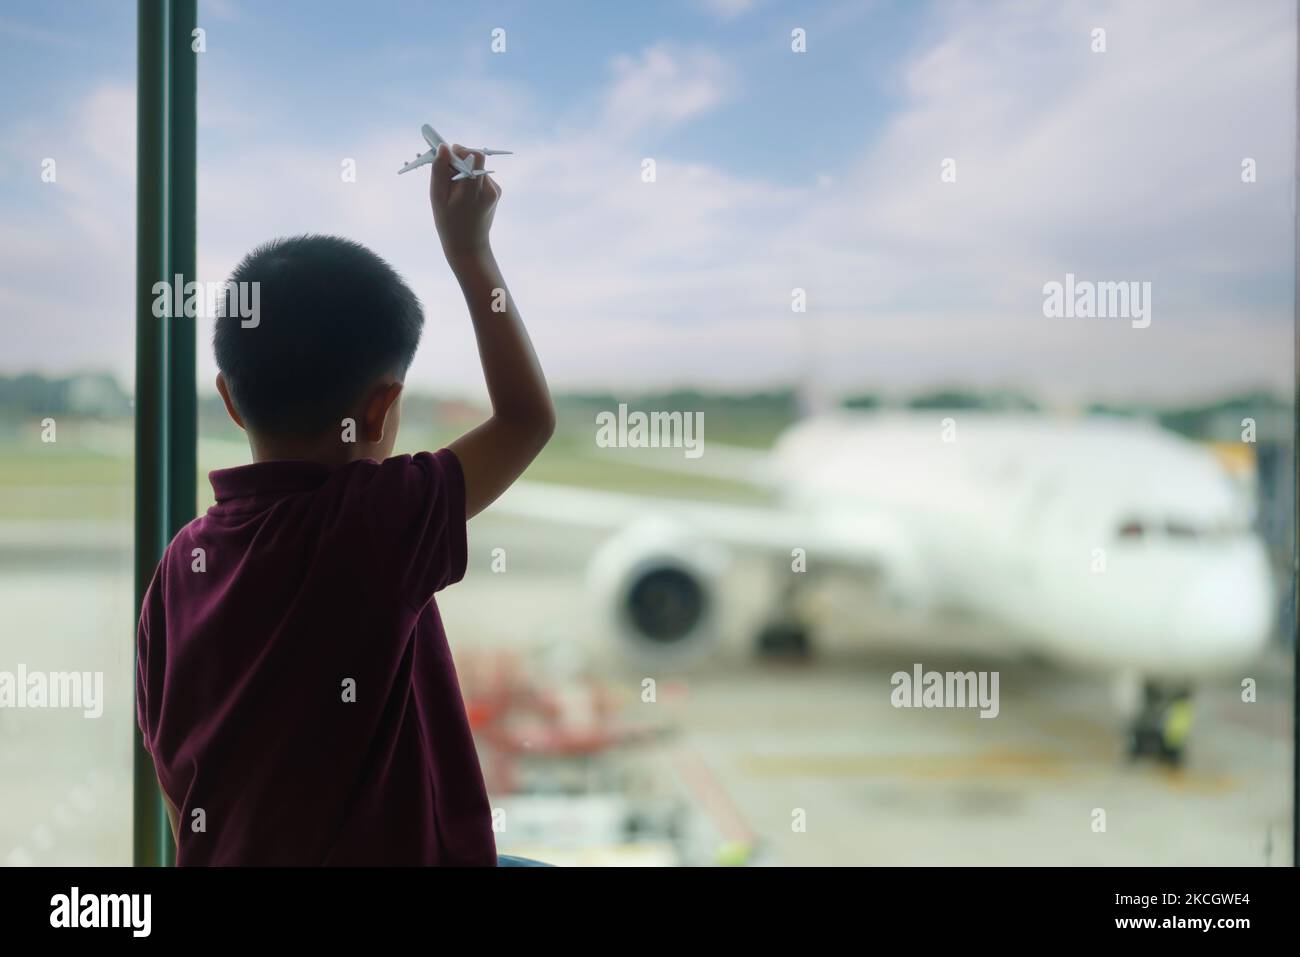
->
[444,514,1294,866]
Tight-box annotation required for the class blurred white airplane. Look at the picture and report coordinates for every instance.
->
[397,123,511,178]
[492,411,1276,765]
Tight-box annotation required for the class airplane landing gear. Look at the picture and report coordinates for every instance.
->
[755,574,814,659]
[1127,681,1193,767]
[755,619,812,658]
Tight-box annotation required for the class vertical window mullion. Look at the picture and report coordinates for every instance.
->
[133,0,197,868]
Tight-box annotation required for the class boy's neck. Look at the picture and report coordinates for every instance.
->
[247,433,375,469]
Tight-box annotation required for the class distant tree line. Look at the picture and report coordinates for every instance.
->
[0,373,131,419]
[0,373,1289,442]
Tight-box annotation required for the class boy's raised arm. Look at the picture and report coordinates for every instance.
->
[432,144,555,520]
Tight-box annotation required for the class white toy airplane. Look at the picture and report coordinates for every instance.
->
[397,123,511,178]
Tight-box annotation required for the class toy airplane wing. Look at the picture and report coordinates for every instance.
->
[421,124,445,149]
[451,162,493,182]
[398,152,434,175]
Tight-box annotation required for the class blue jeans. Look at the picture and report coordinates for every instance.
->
[498,854,554,867]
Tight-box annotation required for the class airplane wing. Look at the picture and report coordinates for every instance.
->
[398,152,434,174]
[422,124,445,148]
[578,442,777,488]
[490,480,902,574]
[448,151,476,180]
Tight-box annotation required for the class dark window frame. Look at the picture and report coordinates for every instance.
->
[133,0,197,868]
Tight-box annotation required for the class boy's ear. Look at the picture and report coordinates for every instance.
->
[215,373,245,430]
[361,381,404,443]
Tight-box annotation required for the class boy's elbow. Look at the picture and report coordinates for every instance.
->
[528,406,556,453]
[503,405,555,455]
[538,404,557,443]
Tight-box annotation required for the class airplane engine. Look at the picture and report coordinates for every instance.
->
[587,518,728,662]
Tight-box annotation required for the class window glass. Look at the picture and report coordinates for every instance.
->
[0,5,137,865]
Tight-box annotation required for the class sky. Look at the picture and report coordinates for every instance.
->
[0,0,1295,404]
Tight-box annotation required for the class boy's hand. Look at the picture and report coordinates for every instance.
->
[430,143,499,263]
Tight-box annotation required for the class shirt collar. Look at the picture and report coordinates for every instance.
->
[210,460,334,503]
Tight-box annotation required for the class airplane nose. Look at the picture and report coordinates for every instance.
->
[1170,542,1274,664]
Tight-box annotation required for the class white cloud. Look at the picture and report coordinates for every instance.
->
[0,83,136,376]
[602,45,734,139]
[1,2,1295,405]
[782,0,1296,399]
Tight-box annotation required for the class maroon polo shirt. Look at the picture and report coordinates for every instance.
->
[136,449,496,866]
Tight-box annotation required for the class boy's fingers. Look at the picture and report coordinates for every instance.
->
[466,148,486,195]
[445,145,487,197]
[431,143,453,205]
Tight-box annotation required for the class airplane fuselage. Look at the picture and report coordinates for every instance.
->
[768,412,1274,677]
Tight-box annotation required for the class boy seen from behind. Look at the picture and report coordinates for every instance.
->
[136,144,554,865]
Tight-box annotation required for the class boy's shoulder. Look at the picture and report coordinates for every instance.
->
[156,448,467,606]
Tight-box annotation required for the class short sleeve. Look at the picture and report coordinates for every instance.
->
[362,449,469,609]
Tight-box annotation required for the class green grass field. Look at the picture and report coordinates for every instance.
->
[0,408,775,522]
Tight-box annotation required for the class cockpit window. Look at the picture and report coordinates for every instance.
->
[1117,517,1250,542]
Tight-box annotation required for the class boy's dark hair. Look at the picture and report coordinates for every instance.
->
[215,234,423,436]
